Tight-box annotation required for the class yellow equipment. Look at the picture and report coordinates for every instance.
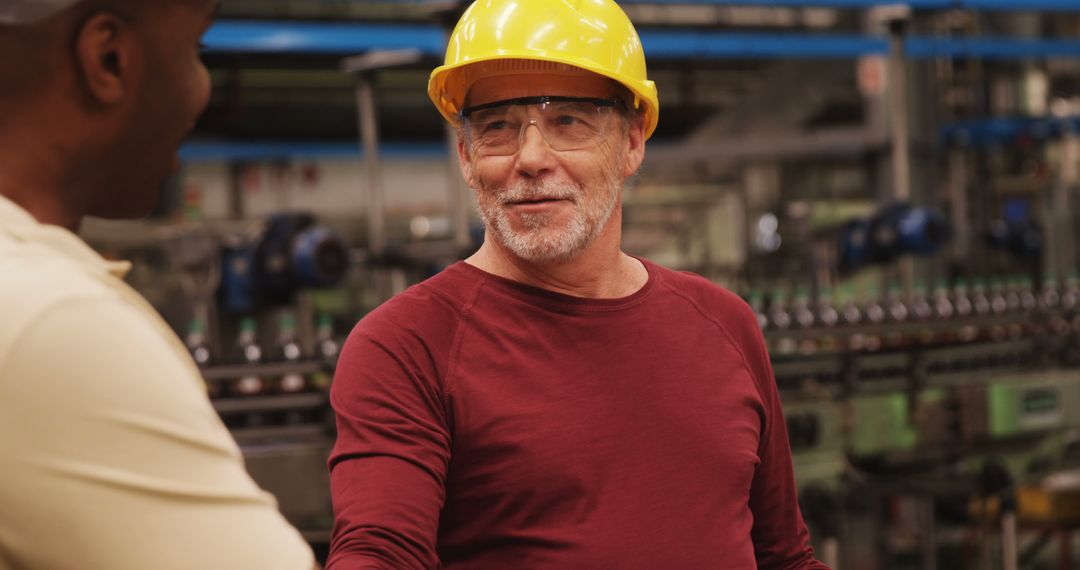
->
[428,0,660,140]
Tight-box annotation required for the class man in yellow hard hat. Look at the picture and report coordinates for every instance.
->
[329,1,828,568]
[0,1,316,568]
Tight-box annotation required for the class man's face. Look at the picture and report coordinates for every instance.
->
[458,73,644,264]
[90,0,216,219]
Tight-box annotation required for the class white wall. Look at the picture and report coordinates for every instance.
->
[181,155,467,223]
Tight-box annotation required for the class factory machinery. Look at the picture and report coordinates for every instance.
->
[755,273,1080,569]
[185,308,341,542]
[71,0,1079,566]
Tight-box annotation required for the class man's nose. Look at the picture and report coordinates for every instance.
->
[514,122,556,178]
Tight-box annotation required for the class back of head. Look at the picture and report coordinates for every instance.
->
[0,0,79,25]
[0,0,78,105]
[0,0,214,226]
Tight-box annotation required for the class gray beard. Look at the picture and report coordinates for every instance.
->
[477,174,621,264]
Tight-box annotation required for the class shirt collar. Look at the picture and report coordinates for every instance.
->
[0,194,132,279]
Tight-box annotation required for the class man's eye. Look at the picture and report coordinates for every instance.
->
[484,120,510,132]
[554,115,580,126]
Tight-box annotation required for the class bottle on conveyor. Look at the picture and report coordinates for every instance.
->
[311,314,340,392]
[230,317,267,428]
[186,318,213,368]
[232,317,265,397]
[910,282,936,346]
[747,289,768,331]
[861,282,885,352]
[838,285,865,352]
[275,314,307,395]
[768,287,796,356]
[186,318,218,398]
[791,287,818,355]
[816,287,840,354]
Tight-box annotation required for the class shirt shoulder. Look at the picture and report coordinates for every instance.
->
[0,237,121,365]
[353,263,484,345]
[650,263,772,385]
[0,294,314,569]
[653,264,757,335]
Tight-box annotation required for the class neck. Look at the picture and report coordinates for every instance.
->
[466,210,648,299]
[0,184,85,232]
[0,124,88,232]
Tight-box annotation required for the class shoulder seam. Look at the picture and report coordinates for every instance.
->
[662,280,769,406]
[443,276,487,399]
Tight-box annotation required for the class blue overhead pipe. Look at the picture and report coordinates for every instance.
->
[941,116,1080,147]
[327,0,1080,9]
[203,21,1080,60]
[179,141,447,162]
[297,0,1080,9]
[958,0,1080,10]
[618,0,1080,8]
[619,0,952,6]
[640,31,888,58]
[201,21,446,55]
[907,37,1080,59]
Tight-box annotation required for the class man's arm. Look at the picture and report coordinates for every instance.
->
[0,297,315,570]
[327,318,451,570]
[736,300,832,570]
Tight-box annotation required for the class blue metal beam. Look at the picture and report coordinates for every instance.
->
[640,31,888,58]
[620,0,949,6]
[941,116,1080,147]
[953,0,1080,10]
[908,37,1080,59]
[201,21,446,56]
[618,0,1080,8]
[180,118,1080,161]
[180,141,447,162]
[203,21,1080,60]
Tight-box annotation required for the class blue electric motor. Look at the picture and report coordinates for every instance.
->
[220,213,349,313]
[839,203,951,272]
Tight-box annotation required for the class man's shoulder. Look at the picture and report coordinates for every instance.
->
[647,260,761,342]
[354,262,481,340]
[650,261,747,311]
[0,238,117,335]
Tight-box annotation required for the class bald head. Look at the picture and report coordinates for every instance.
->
[0,0,216,229]
[0,0,150,104]
[0,0,191,24]
[0,0,217,111]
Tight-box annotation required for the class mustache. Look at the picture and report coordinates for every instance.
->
[497,180,580,204]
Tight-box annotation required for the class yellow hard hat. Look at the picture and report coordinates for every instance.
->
[428,0,660,140]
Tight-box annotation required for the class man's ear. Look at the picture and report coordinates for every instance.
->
[74,12,135,105]
[457,131,478,189]
[622,114,646,178]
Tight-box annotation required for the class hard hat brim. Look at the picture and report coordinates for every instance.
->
[429,54,659,141]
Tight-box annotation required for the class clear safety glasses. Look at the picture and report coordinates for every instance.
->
[460,96,625,157]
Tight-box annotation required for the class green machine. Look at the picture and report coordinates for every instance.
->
[984,370,1080,438]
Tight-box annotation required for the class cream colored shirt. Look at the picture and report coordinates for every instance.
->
[0,195,315,570]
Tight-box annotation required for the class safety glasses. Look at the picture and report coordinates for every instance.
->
[460,96,624,156]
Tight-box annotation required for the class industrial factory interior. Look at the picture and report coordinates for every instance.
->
[6,0,1080,568]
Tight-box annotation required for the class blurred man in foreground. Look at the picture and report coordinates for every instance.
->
[327,1,829,568]
[0,1,316,567]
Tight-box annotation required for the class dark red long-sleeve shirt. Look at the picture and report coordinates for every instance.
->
[328,259,828,569]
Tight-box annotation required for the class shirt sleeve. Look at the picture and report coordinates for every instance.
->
[0,296,315,570]
[736,300,832,570]
[326,316,451,570]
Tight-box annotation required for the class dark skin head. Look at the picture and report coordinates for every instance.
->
[0,0,218,231]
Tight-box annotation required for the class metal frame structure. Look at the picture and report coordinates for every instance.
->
[204,21,1080,59]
